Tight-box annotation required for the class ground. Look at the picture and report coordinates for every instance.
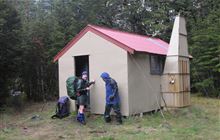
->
[0,95,219,140]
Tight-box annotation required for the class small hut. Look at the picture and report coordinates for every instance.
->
[54,15,190,116]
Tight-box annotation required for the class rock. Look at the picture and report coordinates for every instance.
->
[31,114,42,121]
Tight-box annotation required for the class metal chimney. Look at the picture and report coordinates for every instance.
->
[161,15,190,107]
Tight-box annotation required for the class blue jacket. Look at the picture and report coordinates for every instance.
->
[101,72,120,105]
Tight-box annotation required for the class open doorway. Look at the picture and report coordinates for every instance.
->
[74,55,90,110]
[74,55,89,78]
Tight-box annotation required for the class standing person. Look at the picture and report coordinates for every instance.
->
[76,71,95,125]
[100,72,122,124]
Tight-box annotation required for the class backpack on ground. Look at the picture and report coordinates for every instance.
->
[66,76,79,100]
[51,96,70,119]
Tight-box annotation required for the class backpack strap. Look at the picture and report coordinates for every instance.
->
[51,102,61,119]
[51,114,59,119]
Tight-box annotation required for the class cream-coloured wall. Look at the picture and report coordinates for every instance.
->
[127,53,161,115]
[58,31,129,116]
[58,57,76,111]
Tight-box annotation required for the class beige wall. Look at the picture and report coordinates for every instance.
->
[127,53,161,115]
[58,31,129,116]
[58,57,76,111]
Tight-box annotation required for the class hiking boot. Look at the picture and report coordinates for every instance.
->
[104,115,111,123]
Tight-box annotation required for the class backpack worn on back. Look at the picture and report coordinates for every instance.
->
[66,76,79,100]
[51,96,70,119]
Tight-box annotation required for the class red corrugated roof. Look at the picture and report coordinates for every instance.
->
[53,24,169,62]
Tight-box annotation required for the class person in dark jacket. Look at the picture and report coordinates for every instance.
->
[100,72,122,124]
[76,71,95,125]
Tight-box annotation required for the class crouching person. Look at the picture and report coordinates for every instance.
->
[76,71,95,125]
[100,72,122,124]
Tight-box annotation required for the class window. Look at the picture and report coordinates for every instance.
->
[150,54,165,75]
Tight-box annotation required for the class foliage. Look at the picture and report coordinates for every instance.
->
[0,0,219,103]
[189,0,220,97]
[0,0,21,104]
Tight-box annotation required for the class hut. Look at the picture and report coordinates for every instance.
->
[54,15,190,116]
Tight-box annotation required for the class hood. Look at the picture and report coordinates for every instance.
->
[100,72,110,79]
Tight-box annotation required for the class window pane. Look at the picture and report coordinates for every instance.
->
[150,55,164,75]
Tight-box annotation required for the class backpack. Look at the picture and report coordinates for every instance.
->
[66,76,79,100]
[51,96,70,119]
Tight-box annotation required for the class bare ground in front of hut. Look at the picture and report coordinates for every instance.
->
[0,95,220,140]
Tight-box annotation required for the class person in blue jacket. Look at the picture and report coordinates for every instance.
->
[100,72,122,124]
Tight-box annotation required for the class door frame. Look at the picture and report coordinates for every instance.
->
[73,54,91,110]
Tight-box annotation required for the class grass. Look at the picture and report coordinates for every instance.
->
[0,95,219,140]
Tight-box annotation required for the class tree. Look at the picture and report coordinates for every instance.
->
[1,0,219,103]
[190,4,220,97]
[0,0,22,104]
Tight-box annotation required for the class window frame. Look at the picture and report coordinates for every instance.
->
[149,54,165,75]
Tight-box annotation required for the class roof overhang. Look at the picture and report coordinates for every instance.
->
[53,25,135,62]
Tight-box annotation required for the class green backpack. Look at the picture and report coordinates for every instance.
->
[66,76,79,100]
